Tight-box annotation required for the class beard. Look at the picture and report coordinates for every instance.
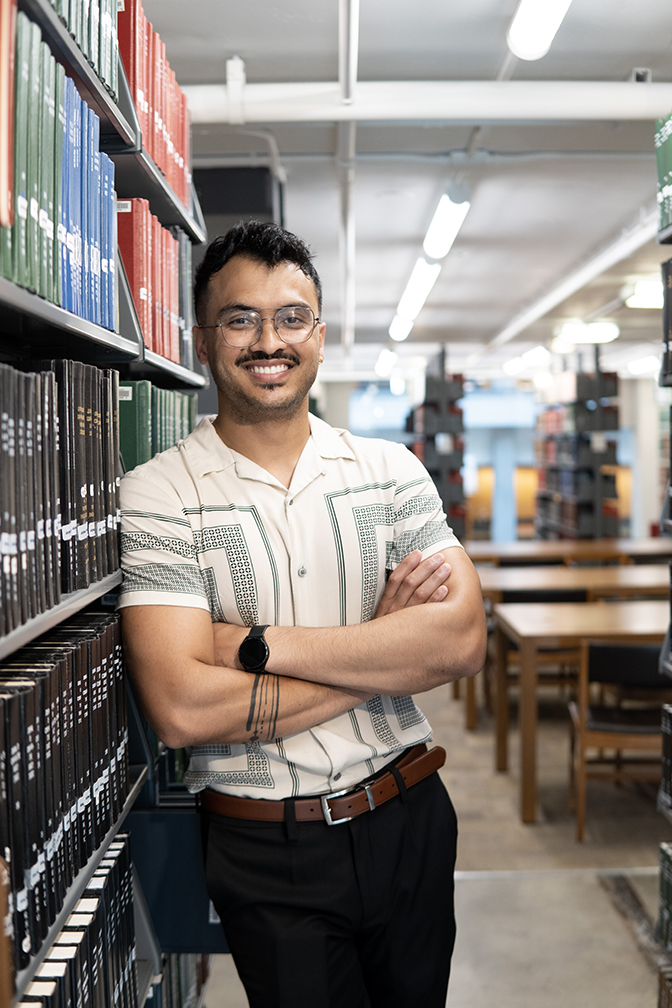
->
[209,348,319,425]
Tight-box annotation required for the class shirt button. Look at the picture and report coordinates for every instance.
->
[298,567,307,577]
[333,773,342,781]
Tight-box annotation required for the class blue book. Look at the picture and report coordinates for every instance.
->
[69,91,82,317]
[99,152,109,329]
[79,99,89,320]
[88,107,101,326]
[54,63,66,307]
[105,154,116,329]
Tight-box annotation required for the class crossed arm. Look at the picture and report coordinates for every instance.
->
[121,546,486,749]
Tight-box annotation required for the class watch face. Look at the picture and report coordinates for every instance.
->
[239,634,269,671]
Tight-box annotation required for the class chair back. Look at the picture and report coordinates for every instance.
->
[586,643,662,688]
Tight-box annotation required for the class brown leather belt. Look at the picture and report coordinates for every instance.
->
[200,743,446,826]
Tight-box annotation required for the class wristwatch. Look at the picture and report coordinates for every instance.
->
[238,625,270,673]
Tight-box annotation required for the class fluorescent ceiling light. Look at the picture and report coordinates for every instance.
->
[533,371,554,388]
[390,372,406,396]
[507,0,574,61]
[375,348,398,377]
[396,257,442,321]
[550,336,574,354]
[423,193,471,260]
[521,345,551,368]
[556,320,619,344]
[389,315,414,342]
[502,356,526,376]
[623,279,664,309]
[627,354,661,375]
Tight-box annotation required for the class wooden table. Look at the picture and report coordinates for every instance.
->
[492,599,669,823]
[465,537,672,566]
[478,563,670,603]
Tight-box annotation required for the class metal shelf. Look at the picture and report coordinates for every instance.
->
[13,765,149,1002]
[129,351,208,389]
[0,571,122,662]
[112,149,207,244]
[0,276,140,363]
[658,223,672,244]
[18,0,137,148]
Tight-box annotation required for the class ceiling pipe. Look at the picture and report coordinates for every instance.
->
[480,203,659,355]
[337,0,359,359]
[184,79,672,124]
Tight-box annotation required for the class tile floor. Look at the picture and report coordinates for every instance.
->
[200,677,672,1006]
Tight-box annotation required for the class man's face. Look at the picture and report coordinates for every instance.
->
[194,255,326,425]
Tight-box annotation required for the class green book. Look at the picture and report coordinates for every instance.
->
[150,383,160,456]
[54,61,65,306]
[39,42,56,302]
[118,380,152,472]
[11,12,30,286]
[26,17,41,292]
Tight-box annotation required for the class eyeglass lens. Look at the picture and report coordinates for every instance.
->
[218,306,317,347]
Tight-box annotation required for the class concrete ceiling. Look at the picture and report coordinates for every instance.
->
[143,0,672,385]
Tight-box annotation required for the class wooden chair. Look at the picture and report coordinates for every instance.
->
[568,641,672,841]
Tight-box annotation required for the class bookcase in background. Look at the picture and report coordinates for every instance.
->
[0,2,212,1006]
[406,365,466,541]
[534,371,620,540]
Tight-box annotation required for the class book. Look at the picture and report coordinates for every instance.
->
[0,0,17,232]
[118,380,151,472]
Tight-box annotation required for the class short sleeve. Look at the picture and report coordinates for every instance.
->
[387,445,462,569]
[117,467,211,612]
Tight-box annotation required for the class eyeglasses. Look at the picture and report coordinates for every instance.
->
[200,306,320,348]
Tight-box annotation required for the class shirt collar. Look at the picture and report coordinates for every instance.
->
[183,412,356,482]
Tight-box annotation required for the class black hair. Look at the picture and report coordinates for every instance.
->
[193,219,323,325]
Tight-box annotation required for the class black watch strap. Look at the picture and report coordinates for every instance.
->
[238,624,270,673]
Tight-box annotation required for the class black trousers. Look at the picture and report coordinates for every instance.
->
[201,770,458,1008]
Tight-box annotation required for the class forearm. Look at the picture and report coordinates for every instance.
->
[213,548,486,695]
[121,607,372,749]
[267,602,484,694]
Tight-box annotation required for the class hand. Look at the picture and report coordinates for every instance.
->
[374,550,451,618]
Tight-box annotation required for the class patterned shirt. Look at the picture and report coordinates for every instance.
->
[117,414,461,799]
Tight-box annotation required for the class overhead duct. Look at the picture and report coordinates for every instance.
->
[337,0,359,358]
[183,79,672,124]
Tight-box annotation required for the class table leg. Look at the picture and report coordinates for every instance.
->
[519,639,538,823]
[495,624,508,772]
[465,673,477,731]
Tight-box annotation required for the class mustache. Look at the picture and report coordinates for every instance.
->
[236,349,302,367]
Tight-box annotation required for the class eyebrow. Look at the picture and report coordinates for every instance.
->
[214,301,313,321]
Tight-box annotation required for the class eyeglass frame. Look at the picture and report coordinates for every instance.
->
[196,305,322,349]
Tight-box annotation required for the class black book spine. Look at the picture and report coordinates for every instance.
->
[51,360,75,595]
[15,373,30,623]
[2,688,31,968]
[23,374,40,619]
[92,366,107,580]
[31,373,47,616]
[74,361,91,589]
[37,372,54,612]
[111,370,120,570]
[0,364,12,637]
[45,370,62,607]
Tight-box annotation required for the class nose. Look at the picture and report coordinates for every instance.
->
[253,313,285,352]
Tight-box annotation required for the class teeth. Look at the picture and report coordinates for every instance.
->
[248,363,289,375]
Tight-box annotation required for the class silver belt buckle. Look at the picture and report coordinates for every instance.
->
[320,782,376,826]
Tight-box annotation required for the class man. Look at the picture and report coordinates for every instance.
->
[119,220,486,1008]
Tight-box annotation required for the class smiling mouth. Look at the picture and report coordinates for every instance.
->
[245,362,293,377]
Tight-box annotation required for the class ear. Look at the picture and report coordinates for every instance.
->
[193,325,209,365]
[317,320,326,359]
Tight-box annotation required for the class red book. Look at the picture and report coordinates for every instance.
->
[117,0,149,148]
[0,0,17,228]
[117,198,151,349]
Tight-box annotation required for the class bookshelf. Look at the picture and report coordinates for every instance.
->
[1,2,209,1006]
[535,372,619,539]
[407,369,466,541]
